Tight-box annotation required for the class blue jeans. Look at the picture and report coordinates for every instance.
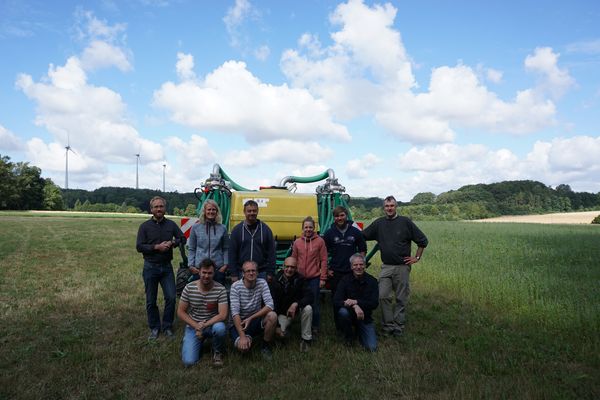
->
[305,277,321,330]
[181,323,226,366]
[338,307,377,351]
[142,261,176,331]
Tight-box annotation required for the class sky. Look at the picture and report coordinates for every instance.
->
[1,0,599,201]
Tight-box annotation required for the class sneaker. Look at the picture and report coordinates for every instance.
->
[300,339,310,352]
[148,328,160,340]
[311,328,319,341]
[212,352,223,367]
[392,329,404,337]
[261,345,273,360]
[163,329,175,339]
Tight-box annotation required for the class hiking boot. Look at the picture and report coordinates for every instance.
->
[392,329,404,337]
[163,329,175,339]
[300,339,311,352]
[311,328,319,341]
[261,344,273,360]
[148,328,159,340]
[212,352,223,368]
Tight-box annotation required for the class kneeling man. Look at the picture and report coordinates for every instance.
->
[229,260,277,358]
[177,259,228,367]
[333,253,379,351]
[270,257,314,351]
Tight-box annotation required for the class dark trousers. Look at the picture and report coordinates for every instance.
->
[331,271,351,331]
[142,261,176,331]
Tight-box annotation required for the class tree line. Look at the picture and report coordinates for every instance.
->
[2,155,599,222]
[1,155,63,210]
[349,181,600,221]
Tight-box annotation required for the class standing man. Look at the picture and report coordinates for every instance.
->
[269,257,314,352]
[362,195,428,336]
[229,260,278,358]
[333,253,379,351]
[229,200,276,282]
[177,259,228,367]
[323,206,367,331]
[136,196,185,340]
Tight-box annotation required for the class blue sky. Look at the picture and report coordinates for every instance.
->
[1,0,599,201]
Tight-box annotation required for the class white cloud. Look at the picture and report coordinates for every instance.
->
[165,134,217,175]
[525,47,575,99]
[175,52,196,81]
[74,8,127,43]
[528,136,600,173]
[223,139,333,168]
[15,51,163,188]
[566,39,600,55]
[346,153,381,178]
[393,137,600,198]
[486,68,503,83]
[81,40,132,71]
[281,0,571,143]
[13,7,162,174]
[414,64,557,135]
[153,59,350,142]
[223,0,255,48]
[25,137,101,174]
[71,10,132,72]
[0,125,24,151]
[254,45,270,61]
[329,0,415,87]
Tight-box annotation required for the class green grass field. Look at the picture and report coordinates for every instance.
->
[0,213,598,399]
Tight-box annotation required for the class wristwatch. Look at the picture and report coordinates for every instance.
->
[416,256,421,261]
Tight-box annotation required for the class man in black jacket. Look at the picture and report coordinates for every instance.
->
[333,253,379,351]
[323,205,367,331]
[136,196,185,340]
[269,257,314,352]
[229,200,276,282]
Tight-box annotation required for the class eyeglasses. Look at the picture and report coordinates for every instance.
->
[243,270,257,274]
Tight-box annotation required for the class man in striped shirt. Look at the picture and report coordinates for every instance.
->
[177,259,228,367]
[229,260,277,359]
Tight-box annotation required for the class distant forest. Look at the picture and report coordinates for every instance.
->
[60,180,600,221]
[349,181,600,221]
[2,155,599,220]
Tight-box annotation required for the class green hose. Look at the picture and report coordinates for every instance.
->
[283,171,330,184]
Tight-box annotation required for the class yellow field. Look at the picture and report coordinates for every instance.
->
[474,210,599,224]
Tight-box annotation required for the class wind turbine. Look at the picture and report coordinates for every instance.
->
[162,163,166,192]
[135,153,140,189]
[64,134,77,189]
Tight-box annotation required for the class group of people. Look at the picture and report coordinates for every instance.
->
[136,195,428,367]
